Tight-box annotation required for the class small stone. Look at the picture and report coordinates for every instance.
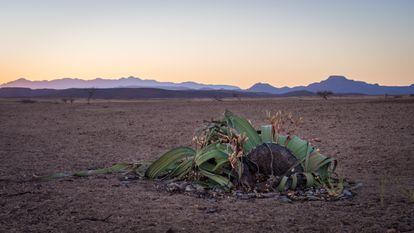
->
[247,193,257,198]
[205,208,221,214]
[120,181,130,188]
[343,189,353,198]
[207,198,217,203]
[279,196,292,203]
[236,194,251,200]
[261,192,279,198]
[193,184,206,193]
[306,196,319,201]
[166,182,187,192]
[350,182,363,190]
[185,185,195,192]
[233,190,243,197]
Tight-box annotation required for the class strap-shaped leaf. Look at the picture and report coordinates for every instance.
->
[286,136,313,161]
[194,144,229,167]
[224,110,261,153]
[74,163,131,177]
[200,169,233,188]
[261,125,273,143]
[291,173,298,190]
[277,176,289,192]
[145,147,195,179]
[303,172,315,187]
[169,158,194,179]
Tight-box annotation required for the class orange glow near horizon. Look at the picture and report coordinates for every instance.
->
[1,1,413,88]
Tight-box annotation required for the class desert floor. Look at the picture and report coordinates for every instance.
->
[0,97,413,232]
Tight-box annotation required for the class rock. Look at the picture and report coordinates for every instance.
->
[261,192,279,198]
[233,190,243,196]
[207,198,217,203]
[350,182,363,191]
[205,208,221,214]
[247,193,257,198]
[343,189,353,198]
[306,196,319,201]
[185,185,195,192]
[279,196,292,203]
[166,182,187,192]
[193,184,206,193]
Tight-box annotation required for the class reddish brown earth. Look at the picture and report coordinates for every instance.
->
[0,97,413,233]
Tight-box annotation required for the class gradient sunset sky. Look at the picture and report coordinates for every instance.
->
[1,0,413,88]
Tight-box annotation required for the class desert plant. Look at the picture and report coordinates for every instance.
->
[35,110,342,195]
[317,91,333,100]
[86,88,95,104]
[145,110,340,193]
[213,96,223,102]
[400,187,414,203]
[19,99,37,104]
[379,175,386,207]
[232,93,242,101]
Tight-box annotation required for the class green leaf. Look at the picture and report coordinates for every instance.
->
[286,136,313,161]
[277,176,289,192]
[303,172,315,187]
[37,172,70,181]
[213,157,229,172]
[145,147,195,179]
[261,125,273,143]
[73,163,131,177]
[291,173,298,190]
[194,144,229,167]
[200,169,233,188]
[169,158,194,179]
[277,134,288,146]
[224,110,261,153]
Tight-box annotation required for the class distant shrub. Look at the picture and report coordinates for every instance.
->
[19,99,37,104]
[316,90,333,100]
[232,93,242,101]
[213,96,223,102]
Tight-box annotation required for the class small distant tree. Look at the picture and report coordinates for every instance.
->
[317,90,333,100]
[86,88,95,104]
[213,96,223,102]
[69,98,75,104]
[232,93,242,101]
[61,98,68,104]
[19,99,37,104]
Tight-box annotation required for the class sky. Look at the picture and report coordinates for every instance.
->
[0,0,413,88]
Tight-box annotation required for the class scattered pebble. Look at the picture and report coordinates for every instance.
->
[163,181,358,202]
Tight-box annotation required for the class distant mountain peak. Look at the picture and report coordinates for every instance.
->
[16,77,29,81]
[247,82,279,93]
[250,82,273,87]
[326,75,348,81]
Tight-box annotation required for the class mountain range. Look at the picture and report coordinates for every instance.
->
[1,75,413,95]
[0,76,240,91]
[247,76,414,95]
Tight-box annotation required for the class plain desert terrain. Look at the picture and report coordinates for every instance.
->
[0,97,413,232]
